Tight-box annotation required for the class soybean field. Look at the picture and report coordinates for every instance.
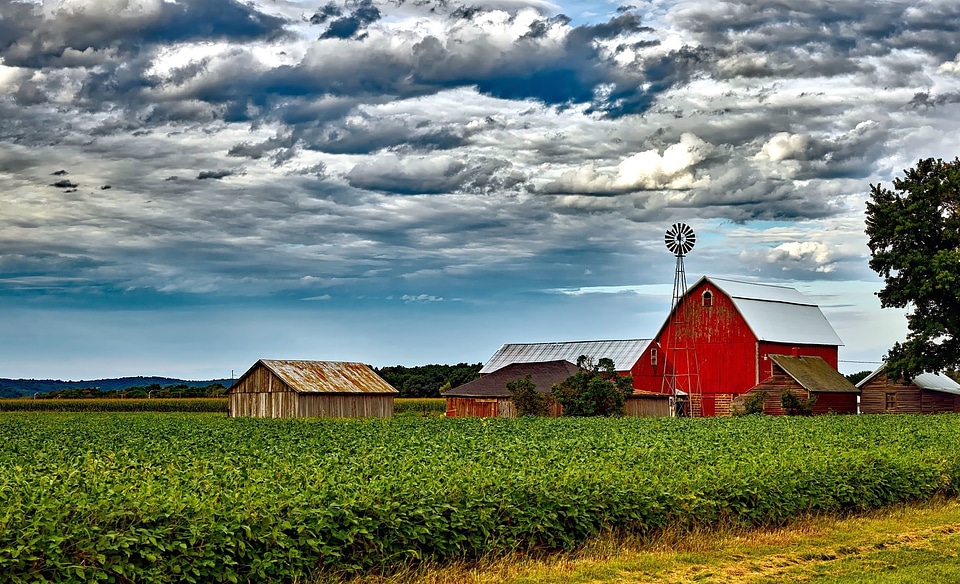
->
[4,413,960,582]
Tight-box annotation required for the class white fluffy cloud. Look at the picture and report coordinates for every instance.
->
[755,132,812,162]
[544,133,712,194]
[740,241,841,273]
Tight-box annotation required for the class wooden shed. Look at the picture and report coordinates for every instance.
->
[444,360,579,417]
[734,354,859,415]
[228,360,398,418]
[857,365,960,414]
[631,277,845,417]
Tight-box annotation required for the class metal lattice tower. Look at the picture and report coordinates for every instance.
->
[662,223,702,416]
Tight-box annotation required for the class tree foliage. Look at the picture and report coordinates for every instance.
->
[551,356,634,417]
[866,157,960,379]
[506,375,552,416]
[375,363,482,398]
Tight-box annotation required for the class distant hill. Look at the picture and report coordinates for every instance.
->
[0,377,235,399]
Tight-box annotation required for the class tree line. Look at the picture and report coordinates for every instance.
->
[374,363,482,398]
[35,383,228,400]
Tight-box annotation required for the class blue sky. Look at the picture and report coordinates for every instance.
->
[2,0,958,380]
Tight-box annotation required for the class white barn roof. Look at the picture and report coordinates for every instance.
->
[480,339,652,375]
[705,277,844,346]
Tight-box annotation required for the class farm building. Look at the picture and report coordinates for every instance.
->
[228,360,398,418]
[857,365,960,414]
[447,358,670,418]
[734,354,859,415]
[481,339,653,387]
[631,277,845,417]
[444,360,579,417]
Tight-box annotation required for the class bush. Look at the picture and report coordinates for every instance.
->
[551,356,633,417]
[507,375,552,416]
[734,391,767,416]
[781,391,816,416]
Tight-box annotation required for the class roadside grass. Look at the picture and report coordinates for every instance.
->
[331,497,960,584]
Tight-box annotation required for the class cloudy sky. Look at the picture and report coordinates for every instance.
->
[2,0,958,380]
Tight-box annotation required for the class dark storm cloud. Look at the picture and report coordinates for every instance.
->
[320,0,382,40]
[0,0,288,69]
[141,6,689,120]
[197,170,236,180]
[674,0,960,80]
[309,3,344,25]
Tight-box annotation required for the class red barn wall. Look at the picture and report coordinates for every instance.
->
[634,280,759,397]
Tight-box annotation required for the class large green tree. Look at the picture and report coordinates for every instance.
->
[551,356,634,417]
[865,157,960,379]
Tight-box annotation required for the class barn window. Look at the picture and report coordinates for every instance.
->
[650,348,658,367]
[702,290,713,307]
[885,392,896,411]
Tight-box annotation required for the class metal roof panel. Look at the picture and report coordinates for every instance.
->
[731,298,844,346]
[911,372,960,395]
[709,277,815,305]
[480,339,652,375]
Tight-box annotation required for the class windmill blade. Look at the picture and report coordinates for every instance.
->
[664,223,696,257]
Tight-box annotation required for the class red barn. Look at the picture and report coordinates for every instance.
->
[632,277,845,416]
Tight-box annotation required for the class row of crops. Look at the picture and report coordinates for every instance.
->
[0,397,445,414]
[3,413,960,582]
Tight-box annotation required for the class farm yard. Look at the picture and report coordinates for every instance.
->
[4,412,960,582]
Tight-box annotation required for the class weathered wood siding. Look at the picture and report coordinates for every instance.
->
[229,389,299,418]
[624,396,670,417]
[858,372,960,414]
[296,394,394,418]
[445,397,564,418]
[738,374,856,416]
[229,363,394,418]
[445,397,498,418]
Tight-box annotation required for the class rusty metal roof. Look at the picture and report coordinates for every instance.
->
[479,339,652,375]
[769,355,859,393]
[241,360,399,394]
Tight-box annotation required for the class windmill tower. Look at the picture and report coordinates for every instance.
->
[662,223,702,416]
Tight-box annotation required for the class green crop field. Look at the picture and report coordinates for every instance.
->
[3,413,960,582]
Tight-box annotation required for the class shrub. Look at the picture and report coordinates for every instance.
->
[507,375,552,416]
[734,391,767,416]
[552,356,633,416]
[781,391,816,416]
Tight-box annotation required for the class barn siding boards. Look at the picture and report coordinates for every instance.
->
[736,355,858,416]
[227,360,398,419]
[858,368,960,414]
[624,395,671,417]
